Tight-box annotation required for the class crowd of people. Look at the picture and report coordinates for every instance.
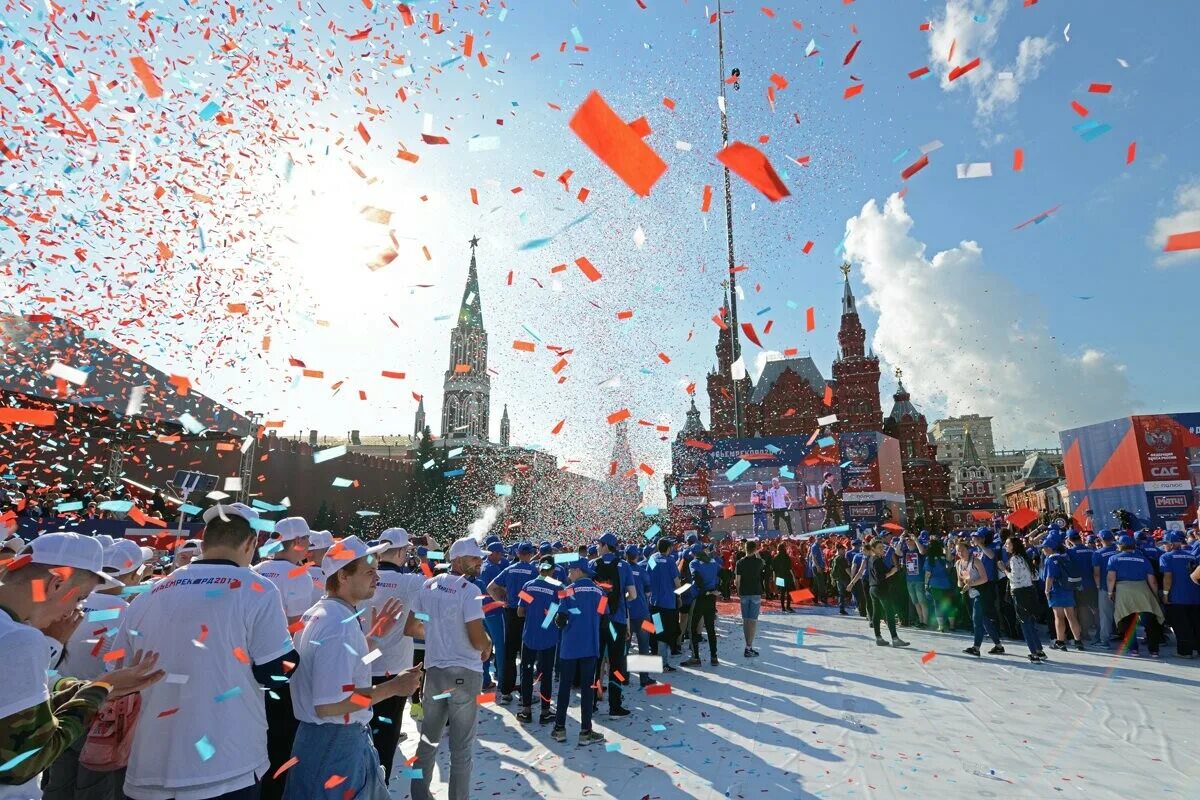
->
[709,520,1200,661]
[0,496,772,800]
[3,483,1199,800]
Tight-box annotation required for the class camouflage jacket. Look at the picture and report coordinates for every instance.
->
[0,677,109,785]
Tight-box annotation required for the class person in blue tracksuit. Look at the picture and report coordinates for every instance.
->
[1159,531,1200,658]
[681,545,721,667]
[516,560,561,724]
[646,538,680,671]
[591,532,635,717]
[1067,529,1098,643]
[487,542,539,704]
[551,560,606,746]
[478,541,510,692]
[1092,530,1119,647]
[624,545,657,687]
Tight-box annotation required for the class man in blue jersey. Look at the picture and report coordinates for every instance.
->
[1067,529,1098,643]
[624,545,657,687]
[551,560,606,746]
[478,541,509,693]
[1159,531,1200,658]
[516,559,562,724]
[1092,530,1119,647]
[646,538,680,672]
[590,533,635,717]
[487,542,539,704]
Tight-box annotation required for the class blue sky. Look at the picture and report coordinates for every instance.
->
[2,0,1198,491]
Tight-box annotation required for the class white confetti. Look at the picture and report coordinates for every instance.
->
[47,361,88,386]
[1064,23,1071,42]
[633,225,646,249]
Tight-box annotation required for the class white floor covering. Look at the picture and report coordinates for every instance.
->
[389,606,1198,799]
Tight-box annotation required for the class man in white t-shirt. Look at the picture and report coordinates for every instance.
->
[0,533,164,800]
[768,477,794,535]
[45,539,152,800]
[251,516,312,800]
[409,536,492,800]
[304,530,334,607]
[115,503,294,800]
[363,527,426,782]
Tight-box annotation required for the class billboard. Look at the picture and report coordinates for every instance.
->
[701,435,841,537]
[1060,413,1200,528]
[838,431,907,528]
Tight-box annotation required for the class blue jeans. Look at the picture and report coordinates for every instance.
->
[483,613,505,688]
[555,656,597,732]
[971,591,1002,648]
[520,644,556,710]
[284,722,385,800]
[753,511,767,534]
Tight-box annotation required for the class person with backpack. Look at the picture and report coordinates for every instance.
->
[681,545,721,667]
[1041,532,1085,651]
[44,539,152,800]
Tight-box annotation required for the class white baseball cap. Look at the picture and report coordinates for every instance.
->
[379,527,411,549]
[307,530,335,550]
[201,502,260,524]
[25,532,123,589]
[448,536,486,560]
[177,539,203,554]
[320,535,389,579]
[272,517,311,543]
[103,539,150,577]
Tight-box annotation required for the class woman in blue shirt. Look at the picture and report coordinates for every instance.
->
[1040,534,1084,652]
[922,538,955,633]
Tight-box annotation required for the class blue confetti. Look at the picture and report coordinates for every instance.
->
[195,736,215,761]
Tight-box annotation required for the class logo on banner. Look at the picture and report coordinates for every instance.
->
[1153,495,1187,509]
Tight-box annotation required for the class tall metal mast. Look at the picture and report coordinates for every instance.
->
[716,0,743,438]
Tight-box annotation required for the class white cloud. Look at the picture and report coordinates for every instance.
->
[928,1,1056,121]
[843,194,1134,448]
[1149,180,1200,267]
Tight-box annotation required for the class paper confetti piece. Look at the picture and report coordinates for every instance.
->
[1013,148,1025,172]
[1163,231,1200,252]
[0,748,43,772]
[795,630,805,646]
[569,91,666,197]
[922,651,937,664]
[272,757,299,779]
[843,83,864,100]
[575,257,603,282]
[129,56,163,98]
[477,692,496,704]
[948,57,981,81]
[956,162,993,179]
[645,683,672,696]
[716,142,790,201]
[194,736,215,761]
[605,742,622,752]
[313,445,347,463]
[901,154,930,180]
[1126,141,1137,164]
[725,459,752,481]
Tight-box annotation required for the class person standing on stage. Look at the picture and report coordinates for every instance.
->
[767,478,793,536]
[750,481,769,536]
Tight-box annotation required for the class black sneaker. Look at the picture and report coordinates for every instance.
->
[744,648,754,658]
[551,726,567,743]
[608,706,631,718]
[749,648,759,656]
[662,664,677,673]
[710,657,719,666]
[839,609,849,616]
[892,638,910,648]
[680,657,702,667]
[579,729,606,746]
[875,637,890,647]
[500,693,514,704]
[988,645,1005,655]
[1074,641,1086,651]
[539,710,556,724]
[1027,654,1041,664]
[1050,641,1068,651]
[516,709,533,723]
[963,646,981,657]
